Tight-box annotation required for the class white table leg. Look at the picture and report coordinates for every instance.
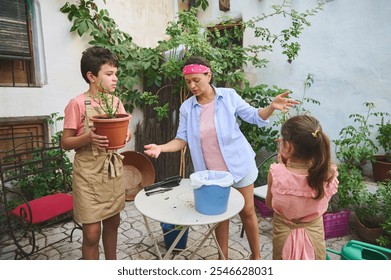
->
[163,226,189,260]
[187,222,222,259]
[142,219,225,260]
[142,215,163,260]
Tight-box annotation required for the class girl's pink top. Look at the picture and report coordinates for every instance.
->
[63,92,126,136]
[270,163,338,222]
[200,100,228,171]
[270,163,338,259]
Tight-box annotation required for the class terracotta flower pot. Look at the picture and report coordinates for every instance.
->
[372,155,391,182]
[90,113,131,149]
[354,214,384,245]
[121,151,156,201]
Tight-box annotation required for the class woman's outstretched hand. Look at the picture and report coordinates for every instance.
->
[144,144,161,158]
[272,91,300,112]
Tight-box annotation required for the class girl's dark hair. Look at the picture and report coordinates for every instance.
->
[281,115,334,199]
[183,55,213,84]
[80,46,119,84]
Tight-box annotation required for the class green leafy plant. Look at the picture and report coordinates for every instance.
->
[182,0,209,11]
[60,0,160,113]
[353,179,391,247]
[47,112,64,144]
[376,179,391,247]
[328,163,364,212]
[331,102,388,212]
[91,83,125,119]
[354,185,384,228]
[275,73,320,126]
[17,113,73,199]
[376,115,391,162]
[245,2,324,63]
[334,102,383,170]
[1,113,73,221]
[238,82,283,153]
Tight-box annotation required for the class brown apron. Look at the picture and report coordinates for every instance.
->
[272,213,326,260]
[72,93,125,224]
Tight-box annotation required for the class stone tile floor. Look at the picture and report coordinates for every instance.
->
[0,200,355,260]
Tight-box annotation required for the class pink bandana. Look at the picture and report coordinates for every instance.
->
[182,64,211,75]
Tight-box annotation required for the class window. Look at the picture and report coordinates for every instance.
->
[0,0,46,87]
[0,115,50,162]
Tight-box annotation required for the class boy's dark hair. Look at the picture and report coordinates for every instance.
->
[80,46,119,84]
[183,55,213,84]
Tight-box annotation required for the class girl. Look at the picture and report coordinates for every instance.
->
[265,115,338,260]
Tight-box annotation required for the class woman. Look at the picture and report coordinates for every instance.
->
[144,55,298,259]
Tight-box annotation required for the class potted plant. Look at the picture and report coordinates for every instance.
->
[372,114,391,182]
[376,179,391,247]
[90,84,131,149]
[324,103,378,240]
[333,102,380,172]
[323,163,363,239]
[353,180,389,245]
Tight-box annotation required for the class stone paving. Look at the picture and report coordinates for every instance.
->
[0,200,354,260]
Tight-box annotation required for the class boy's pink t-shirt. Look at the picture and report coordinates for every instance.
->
[199,100,228,171]
[63,92,126,136]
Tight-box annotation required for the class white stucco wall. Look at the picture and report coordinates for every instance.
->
[197,0,391,160]
[0,0,176,153]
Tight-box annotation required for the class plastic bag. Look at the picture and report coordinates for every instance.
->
[190,170,234,189]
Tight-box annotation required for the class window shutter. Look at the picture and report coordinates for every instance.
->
[0,0,31,60]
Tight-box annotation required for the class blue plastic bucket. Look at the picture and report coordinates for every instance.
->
[193,184,231,215]
[160,223,189,250]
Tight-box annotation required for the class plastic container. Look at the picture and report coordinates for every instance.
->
[190,170,234,215]
[254,198,274,218]
[323,210,350,239]
[160,223,189,250]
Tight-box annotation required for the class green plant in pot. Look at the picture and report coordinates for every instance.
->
[328,102,381,239]
[328,102,378,210]
[333,102,379,171]
[90,84,131,149]
[372,114,391,182]
[353,180,390,245]
[322,163,363,239]
[376,179,391,247]
[329,163,364,212]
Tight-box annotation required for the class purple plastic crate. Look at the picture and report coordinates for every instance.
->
[323,210,350,239]
[254,198,274,218]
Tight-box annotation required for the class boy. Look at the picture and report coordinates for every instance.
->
[61,46,130,259]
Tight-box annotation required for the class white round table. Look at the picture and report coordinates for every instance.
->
[134,178,245,259]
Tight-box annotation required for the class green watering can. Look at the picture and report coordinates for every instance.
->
[326,240,391,260]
